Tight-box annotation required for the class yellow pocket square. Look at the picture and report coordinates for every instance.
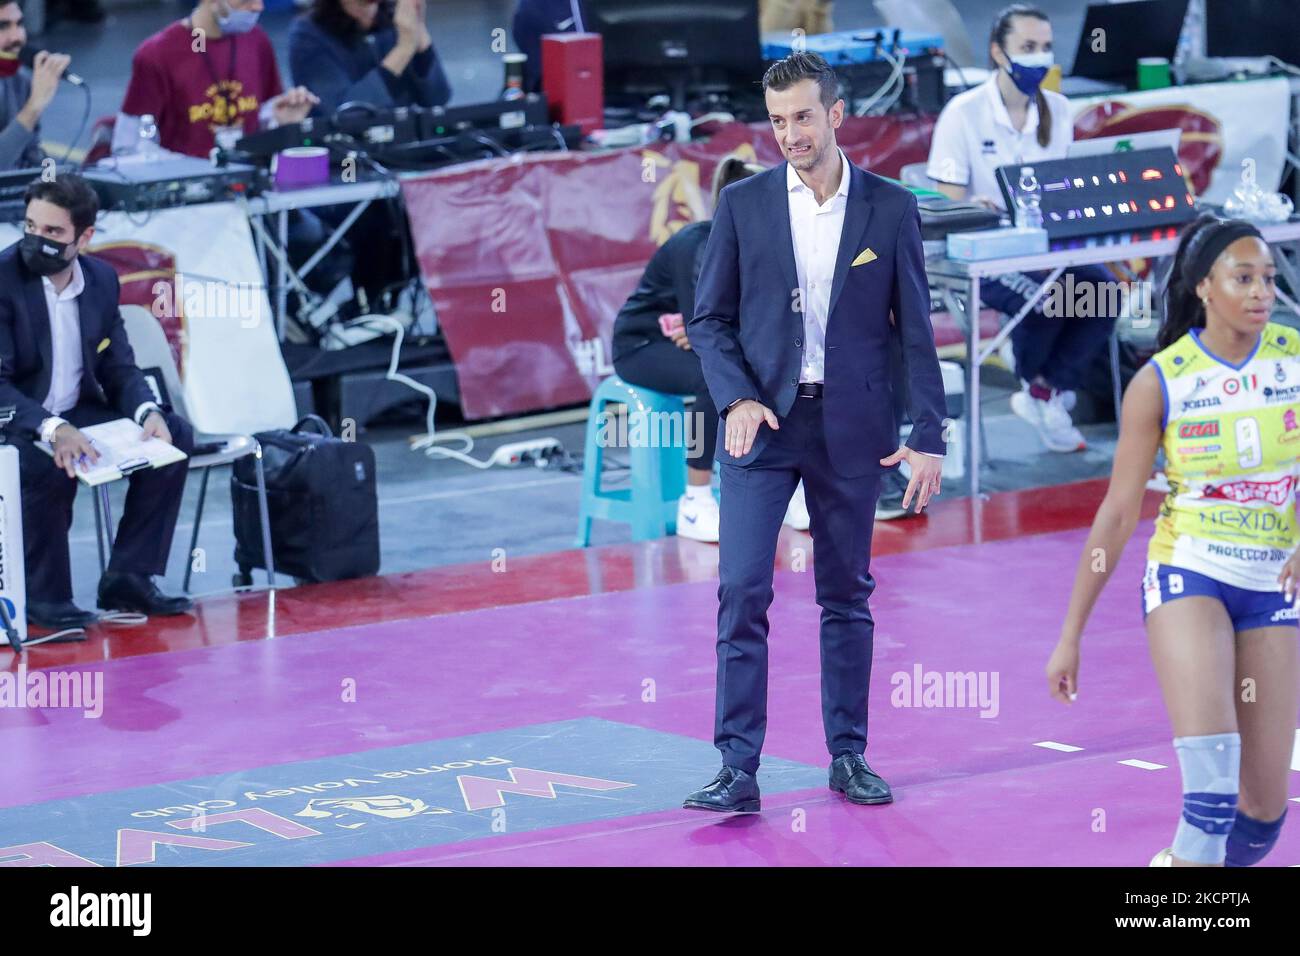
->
[96,338,111,354]
[851,248,877,267]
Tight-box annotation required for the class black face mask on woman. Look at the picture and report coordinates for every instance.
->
[18,232,77,277]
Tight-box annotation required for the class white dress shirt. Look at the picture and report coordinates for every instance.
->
[41,260,86,419]
[787,147,850,384]
[36,259,160,444]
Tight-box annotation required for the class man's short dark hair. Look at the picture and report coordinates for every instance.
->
[761,52,840,110]
[24,175,100,235]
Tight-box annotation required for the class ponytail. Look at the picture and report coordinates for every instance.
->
[1035,88,1050,148]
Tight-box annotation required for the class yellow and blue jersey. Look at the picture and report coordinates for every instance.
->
[1146,322,1300,591]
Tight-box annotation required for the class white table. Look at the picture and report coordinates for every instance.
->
[927,219,1300,497]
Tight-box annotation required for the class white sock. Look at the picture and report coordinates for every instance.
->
[684,483,712,502]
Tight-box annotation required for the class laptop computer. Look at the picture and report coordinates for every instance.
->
[1069,0,1189,85]
[1068,128,1182,158]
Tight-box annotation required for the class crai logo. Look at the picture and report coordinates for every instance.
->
[1177,419,1220,438]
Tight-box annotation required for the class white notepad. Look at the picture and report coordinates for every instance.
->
[38,418,188,487]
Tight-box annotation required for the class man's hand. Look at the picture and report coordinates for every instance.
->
[669,327,692,351]
[50,423,98,478]
[18,51,71,130]
[879,446,942,513]
[725,400,778,457]
[141,411,173,446]
[271,86,319,126]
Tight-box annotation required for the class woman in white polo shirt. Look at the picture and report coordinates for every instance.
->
[927,3,1117,453]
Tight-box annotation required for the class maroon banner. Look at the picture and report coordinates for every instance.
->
[402,116,936,420]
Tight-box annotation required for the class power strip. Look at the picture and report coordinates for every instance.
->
[488,438,562,468]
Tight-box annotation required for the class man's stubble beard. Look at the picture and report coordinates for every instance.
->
[789,134,834,173]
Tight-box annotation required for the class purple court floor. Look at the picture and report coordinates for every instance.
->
[2,526,1298,866]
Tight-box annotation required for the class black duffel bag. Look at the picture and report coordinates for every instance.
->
[231,415,380,583]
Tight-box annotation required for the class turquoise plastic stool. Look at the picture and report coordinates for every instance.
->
[576,376,688,546]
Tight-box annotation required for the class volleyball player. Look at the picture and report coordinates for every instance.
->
[1046,215,1299,867]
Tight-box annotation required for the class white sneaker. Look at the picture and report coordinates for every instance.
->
[784,481,811,531]
[676,491,720,543]
[1149,847,1173,867]
[1017,379,1075,411]
[1010,388,1086,453]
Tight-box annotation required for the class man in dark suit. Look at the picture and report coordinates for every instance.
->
[0,175,194,631]
[683,52,948,812]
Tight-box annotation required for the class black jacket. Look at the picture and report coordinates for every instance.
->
[0,245,156,440]
[611,220,712,363]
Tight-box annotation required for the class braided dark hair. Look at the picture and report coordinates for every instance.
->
[1158,214,1267,351]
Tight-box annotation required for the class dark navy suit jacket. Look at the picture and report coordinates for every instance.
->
[689,160,948,478]
[0,246,156,440]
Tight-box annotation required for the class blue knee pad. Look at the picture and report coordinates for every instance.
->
[1171,733,1241,865]
[1226,809,1287,867]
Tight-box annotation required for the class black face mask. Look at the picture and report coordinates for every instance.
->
[19,232,77,277]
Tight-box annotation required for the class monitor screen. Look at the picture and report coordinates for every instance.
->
[1070,0,1189,81]
[1205,0,1300,64]
[585,0,764,105]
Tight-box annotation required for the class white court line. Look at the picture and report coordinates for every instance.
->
[1034,741,1084,752]
[1119,759,1167,771]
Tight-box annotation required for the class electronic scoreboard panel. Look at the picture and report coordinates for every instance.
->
[997,147,1196,240]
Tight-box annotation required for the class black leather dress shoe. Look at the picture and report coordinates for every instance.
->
[98,572,194,616]
[683,766,761,813]
[26,601,99,632]
[829,753,893,805]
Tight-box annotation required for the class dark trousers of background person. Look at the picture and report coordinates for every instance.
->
[315,200,411,307]
[714,395,881,773]
[980,264,1116,391]
[613,341,720,471]
[12,403,194,603]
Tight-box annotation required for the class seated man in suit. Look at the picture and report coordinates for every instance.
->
[0,175,195,631]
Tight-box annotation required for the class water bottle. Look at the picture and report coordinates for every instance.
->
[137,114,161,159]
[1173,0,1205,84]
[1015,165,1042,230]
